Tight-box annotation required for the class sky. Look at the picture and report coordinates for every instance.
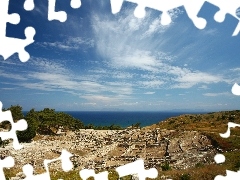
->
[1,0,240,111]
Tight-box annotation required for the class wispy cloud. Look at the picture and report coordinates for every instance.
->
[91,8,229,91]
[37,37,94,51]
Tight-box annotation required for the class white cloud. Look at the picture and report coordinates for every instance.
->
[112,50,161,72]
[171,71,224,89]
[144,92,155,95]
[230,67,240,72]
[203,92,231,97]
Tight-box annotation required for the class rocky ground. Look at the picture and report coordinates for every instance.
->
[0,128,219,179]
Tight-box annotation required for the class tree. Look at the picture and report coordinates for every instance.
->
[8,105,24,121]
[37,108,57,134]
[17,109,39,142]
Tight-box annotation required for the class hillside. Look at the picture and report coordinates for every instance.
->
[143,110,240,179]
[2,109,240,180]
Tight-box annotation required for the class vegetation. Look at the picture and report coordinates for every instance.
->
[0,105,125,142]
[84,124,123,130]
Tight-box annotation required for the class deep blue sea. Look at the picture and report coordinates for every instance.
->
[63,111,206,128]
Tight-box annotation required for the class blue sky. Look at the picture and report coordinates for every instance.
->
[1,0,240,111]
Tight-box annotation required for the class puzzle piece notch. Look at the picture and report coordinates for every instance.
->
[48,0,67,22]
[71,0,81,9]
[80,169,109,180]
[22,164,51,180]
[0,156,15,180]
[48,0,81,22]
[214,154,225,164]
[44,149,73,172]
[207,0,240,23]
[0,101,28,150]
[22,149,73,180]
[24,0,35,11]
[115,159,158,180]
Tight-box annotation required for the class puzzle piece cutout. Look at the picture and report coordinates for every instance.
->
[0,0,36,62]
[24,0,35,11]
[110,0,240,36]
[22,149,73,180]
[198,2,239,36]
[219,122,240,138]
[0,156,14,180]
[80,169,109,180]
[1,0,82,62]
[25,0,81,22]
[48,0,82,22]
[213,89,240,179]
[0,101,28,150]
[214,147,240,179]
[115,159,158,180]
[215,170,240,180]
[232,83,240,95]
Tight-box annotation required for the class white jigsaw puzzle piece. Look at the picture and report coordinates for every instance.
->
[22,149,73,180]
[80,169,109,180]
[0,101,28,150]
[0,156,14,180]
[0,0,36,62]
[115,159,158,180]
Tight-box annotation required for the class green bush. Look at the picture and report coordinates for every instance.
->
[180,173,190,180]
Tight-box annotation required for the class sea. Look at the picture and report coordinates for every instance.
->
[63,111,207,128]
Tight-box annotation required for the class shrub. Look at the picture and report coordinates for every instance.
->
[180,173,190,180]
[195,162,204,168]
[161,162,171,171]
